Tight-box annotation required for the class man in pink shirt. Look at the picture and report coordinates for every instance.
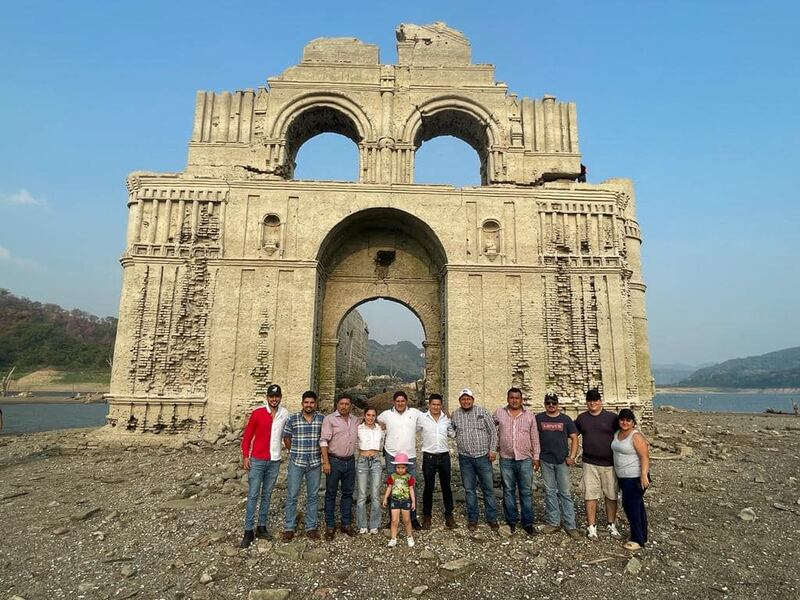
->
[239,384,277,548]
[320,393,359,539]
[493,387,541,535]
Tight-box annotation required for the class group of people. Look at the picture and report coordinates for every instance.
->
[240,384,650,552]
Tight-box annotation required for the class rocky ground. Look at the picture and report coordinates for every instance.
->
[1,410,799,600]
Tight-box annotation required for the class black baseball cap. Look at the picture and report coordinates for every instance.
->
[266,384,282,397]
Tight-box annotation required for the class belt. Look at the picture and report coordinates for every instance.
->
[329,453,354,461]
[423,451,449,457]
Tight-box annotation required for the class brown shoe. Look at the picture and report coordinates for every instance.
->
[488,521,499,530]
[467,521,478,531]
[445,515,457,529]
[422,516,432,530]
[542,524,560,534]
[566,528,582,540]
[280,530,295,542]
[340,525,356,537]
[306,529,320,541]
[325,527,335,541]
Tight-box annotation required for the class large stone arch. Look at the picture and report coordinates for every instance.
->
[270,93,376,180]
[315,207,447,404]
[401,96,503,184]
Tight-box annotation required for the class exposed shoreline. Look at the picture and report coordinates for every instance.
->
[656,386,798,394]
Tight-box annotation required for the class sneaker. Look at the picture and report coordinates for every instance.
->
[388,538,398,547]
[566,528,582,540]
[407,537,415,548]
[368,528,379,534]
[587,525,598,540]
[541,524,560,534]
[359,527,368,534]
[607,523,622,539]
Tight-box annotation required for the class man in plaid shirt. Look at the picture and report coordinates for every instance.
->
[281,390,324,541]
[449,388,499,530]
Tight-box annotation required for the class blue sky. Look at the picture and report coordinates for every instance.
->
[1,1,798,366]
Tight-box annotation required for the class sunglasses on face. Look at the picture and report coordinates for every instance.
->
[544,401,558,406]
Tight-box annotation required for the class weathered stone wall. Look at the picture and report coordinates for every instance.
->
[107,22,653,434]
[336,309,368,390]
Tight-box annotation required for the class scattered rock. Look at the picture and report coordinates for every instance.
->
[71,507,102,521]
[754,475,765,483]
[248,590,292,600]
[120,564,137,578]
[738,507,757,521]
[624,557,642,575]
[441,557,472,571]
[419,549,436,561]
[304,547,327,563]
[199,572,213,584]
[411,585,429,595]
[53,527,69,535]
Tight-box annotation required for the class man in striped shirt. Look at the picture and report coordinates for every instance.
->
[449,388,499,530]
[281,390,324,541]
[493,387,541,535]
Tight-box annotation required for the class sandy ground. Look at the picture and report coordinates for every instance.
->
[0,410,799,600]
[6,368,109,394]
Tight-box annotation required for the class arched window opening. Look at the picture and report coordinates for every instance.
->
[285,106,361,181]
[414,136,482,186]
[413,108,490,185]
[260,214,282,255]
[480,219,502,260]
[335,299,425,407]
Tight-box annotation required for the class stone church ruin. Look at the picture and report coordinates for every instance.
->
[107,22,653,434]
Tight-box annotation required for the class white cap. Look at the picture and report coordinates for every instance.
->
[458,388,474,398]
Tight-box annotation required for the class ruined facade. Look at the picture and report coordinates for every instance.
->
[335,309,368,389]
[107,22,653,433]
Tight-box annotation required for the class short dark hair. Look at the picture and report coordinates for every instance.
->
[618,408,637,423]
[507,387,523,397]
[428,393,443,402]
[586,388,602,402]
[393,390,408,401]
[337,393,353,403]
[544,393,559,404]
[302,390,317,401]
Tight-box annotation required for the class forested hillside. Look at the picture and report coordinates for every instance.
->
[0,289,117,372]
[679,346,800,388]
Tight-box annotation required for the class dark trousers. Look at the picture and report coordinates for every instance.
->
[422,452,454,518]
[324,456,356,528]
[618,476,648,545]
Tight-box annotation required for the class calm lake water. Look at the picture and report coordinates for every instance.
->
[654,392,798,414]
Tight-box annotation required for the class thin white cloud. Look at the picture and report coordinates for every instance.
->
[0,243,42,271]
[0,189,47,207]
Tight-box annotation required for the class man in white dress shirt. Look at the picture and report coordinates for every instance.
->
[417,393,456,529]
[378,390,423,530]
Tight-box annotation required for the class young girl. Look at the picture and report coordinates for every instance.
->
[382,452,416,547]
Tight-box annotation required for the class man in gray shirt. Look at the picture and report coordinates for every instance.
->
[449,388,498,530]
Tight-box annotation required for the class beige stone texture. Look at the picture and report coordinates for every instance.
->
[107,23,653,434]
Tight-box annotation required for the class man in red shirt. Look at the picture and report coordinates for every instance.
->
[239,384,278,548]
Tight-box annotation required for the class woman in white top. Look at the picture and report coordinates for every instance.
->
[356,407,385,533]
[610,408,651,551]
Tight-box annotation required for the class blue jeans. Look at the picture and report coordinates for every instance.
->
[356,455,383,530]
[283,461,321,532]
[458,454,497,524]
[244,459,281,530]
[540,460,577,529]
[324,456,356,528]
[385,451,419,524]
[499,457,534,528]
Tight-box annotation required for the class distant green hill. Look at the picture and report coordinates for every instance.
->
[679,346,800,388]
[0,289,117,373]
[367,339,424,382]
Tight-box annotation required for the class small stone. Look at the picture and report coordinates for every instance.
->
[199,572,213,584]
[121,564,137,578]
[624,557,642,574]
[71,507,102,521]
[248,590,292,600]
[497,525,513,537]
[412,585,429,595]
[754,475,765,483]
[9,596,27,600]
[78,582,95,592]
[91,531,106,541]
[53,527,70,535]
[209,531,227,543]
[224,546,239,557]
[532,555,547,568]
[419,549,436,561]
[441,557,472,571]
[312,589,333,598]
[304,548,327,563]
[738,507,757,521]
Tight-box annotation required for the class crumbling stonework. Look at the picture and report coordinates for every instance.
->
[107,22,653,434]
[335,309,368,390]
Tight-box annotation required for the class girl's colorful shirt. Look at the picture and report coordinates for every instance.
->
[386,473,415,501]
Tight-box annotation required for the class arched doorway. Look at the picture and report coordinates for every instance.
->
[315,208,447,405]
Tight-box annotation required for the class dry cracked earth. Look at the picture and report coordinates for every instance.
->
[1,410,799,600]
